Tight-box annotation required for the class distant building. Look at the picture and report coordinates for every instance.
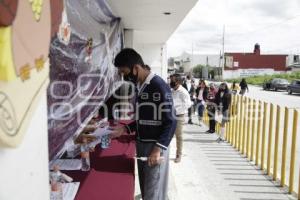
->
[168,52,221,79]
[173,52,220,72]
[224,44,288,79]
[287,55,300,72]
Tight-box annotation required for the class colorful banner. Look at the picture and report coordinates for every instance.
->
[0,0,50,147]
[47,0,123,159]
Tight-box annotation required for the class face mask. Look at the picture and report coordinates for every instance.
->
[124,67,138,83]
[170,81,177,88]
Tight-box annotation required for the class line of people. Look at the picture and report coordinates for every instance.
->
[170,75,239,147]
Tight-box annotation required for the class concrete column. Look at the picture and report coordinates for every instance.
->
[124,29,134,48]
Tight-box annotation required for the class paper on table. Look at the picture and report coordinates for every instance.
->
[49,159,82,171]
[88,126,113,148]
[63,182,80,200]
[91,126,112,137]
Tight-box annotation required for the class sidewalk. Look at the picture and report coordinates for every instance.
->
[135,121,296,200]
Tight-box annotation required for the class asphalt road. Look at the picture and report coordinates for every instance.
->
[245,85,300,109]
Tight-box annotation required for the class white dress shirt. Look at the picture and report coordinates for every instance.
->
[186,80,192,92]
[172,85,192,115]
[198,88,204,100]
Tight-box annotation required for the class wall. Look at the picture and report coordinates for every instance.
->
[226,53,287,71]
[134,43,167,80]
[124,29,168,80]
[224,68,286,79]
[0,93,49,200]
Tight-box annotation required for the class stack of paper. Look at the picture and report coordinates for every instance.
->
[50,159,82,171]
[63,182,80,200]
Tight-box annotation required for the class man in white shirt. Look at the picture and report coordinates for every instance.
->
[170,74,192,163]
[182,75,196,124]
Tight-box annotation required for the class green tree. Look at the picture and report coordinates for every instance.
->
[192,64,205,78]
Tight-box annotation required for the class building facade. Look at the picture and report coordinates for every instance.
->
[224,44,288,79]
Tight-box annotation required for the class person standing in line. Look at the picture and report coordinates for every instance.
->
[110,48,176,200]
[170,74,192,163]
[195,80,208,126]
[206,83,218,134]
[182,75,195,124]
[239,78,249,95]
[215,83,232,142]
[230,81,240,95]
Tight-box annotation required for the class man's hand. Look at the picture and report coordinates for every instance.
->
[148,146,163,167]
[109,125,126,139]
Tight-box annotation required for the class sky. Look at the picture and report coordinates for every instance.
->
[167,0,300,57]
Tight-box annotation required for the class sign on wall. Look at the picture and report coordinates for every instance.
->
[0,0,51,147]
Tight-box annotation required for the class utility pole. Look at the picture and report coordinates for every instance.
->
[221,24,225,81]
[191,42,194,72]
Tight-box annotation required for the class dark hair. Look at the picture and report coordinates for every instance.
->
[114,48,144,68]
[233,81,236,88]
[199,80,206,87]
[220,82,229,93]
[144,64,151,71]
[186,75,191,80]
[172,73,182,84]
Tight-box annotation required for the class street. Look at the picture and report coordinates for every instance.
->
[246,85,300,109]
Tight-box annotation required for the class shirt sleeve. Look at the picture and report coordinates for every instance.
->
[180,89,192,110]
[155,85,177,150]
[120,121,136,134]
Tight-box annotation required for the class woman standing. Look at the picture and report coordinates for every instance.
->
[195,80,208,126]
[230,81,240,95]
[239,78,249,95]
[215,83,232,142]
[206,83,218,133]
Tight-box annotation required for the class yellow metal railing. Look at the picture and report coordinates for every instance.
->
[208,94,300,198]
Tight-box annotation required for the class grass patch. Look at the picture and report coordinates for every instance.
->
[225,72,300,86]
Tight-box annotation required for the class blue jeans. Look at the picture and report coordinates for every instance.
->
[197,100,205,120]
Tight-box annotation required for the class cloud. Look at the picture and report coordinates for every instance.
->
[167,0,300,57]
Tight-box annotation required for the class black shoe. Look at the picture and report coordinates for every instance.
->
[188,120,193,124]
[209,130,215,134]
[205,130,211,134]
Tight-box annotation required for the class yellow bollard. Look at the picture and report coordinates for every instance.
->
[250,99,256,161]
[250,100,257,161]
[255,101,262,165]
[260,102,268,170]
[273,105,281,181]
[298,167,300,200]
[241,97,247,154]
[246,98,252,158]
[267,103,274,175]
[230,95,236,145]
[234,95,240,148]
[289,110,298,194]
[228,100,233,142]
[229,96,234,144]
[281,107,289,187]
[238,95,244,151]
[298,168,300,200]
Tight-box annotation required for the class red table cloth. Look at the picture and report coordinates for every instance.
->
[64,135,136,200]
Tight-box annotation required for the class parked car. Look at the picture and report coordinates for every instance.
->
[287,80,300,94]
[262,78,289,91]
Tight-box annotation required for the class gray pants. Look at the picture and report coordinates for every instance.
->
[136,141,169,200]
